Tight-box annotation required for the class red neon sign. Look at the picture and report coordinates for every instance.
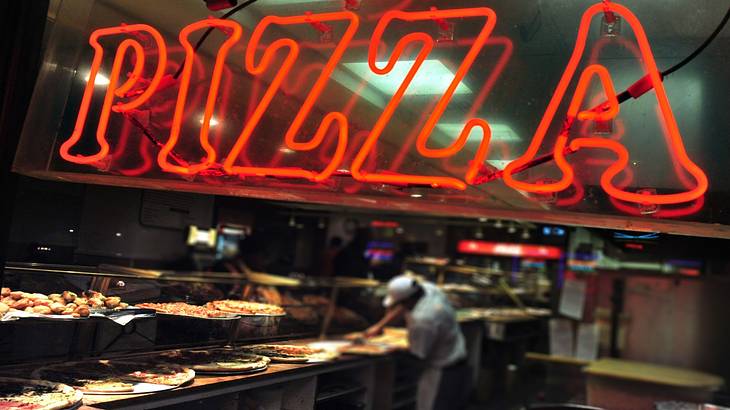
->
[158,19,241,175]
[502,2,707,206]
[58,3,709,210]
[350,7,497,190]
[59,24,167,165]
[457,240,563,260]
[370,220,400,228]
[222,11,358,182]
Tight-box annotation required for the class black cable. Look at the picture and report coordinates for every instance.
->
[587,7,729,114]
[487,7,730,183]
[172,0,258,80]
[661,6,730,78]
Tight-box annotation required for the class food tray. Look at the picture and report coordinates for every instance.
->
[233,313,285,339]
[155,313,239,347]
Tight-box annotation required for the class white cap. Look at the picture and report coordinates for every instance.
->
[383,275,420,308]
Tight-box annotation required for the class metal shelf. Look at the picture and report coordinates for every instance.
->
[4,262,381,288]
[315,384,366,403]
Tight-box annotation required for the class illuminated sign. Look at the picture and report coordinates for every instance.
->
[457,240,563,260]
[223,11,358,181]
[502,2,707,206]
[59,3,707,209]
[370,220,400,228]
[350,7,496,190]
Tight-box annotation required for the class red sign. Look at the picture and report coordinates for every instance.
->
[457,240,563,260]
[59,3,707,209]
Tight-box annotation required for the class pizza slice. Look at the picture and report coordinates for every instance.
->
[81,380,135,393]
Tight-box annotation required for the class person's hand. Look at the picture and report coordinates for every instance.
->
[364,325,383,338]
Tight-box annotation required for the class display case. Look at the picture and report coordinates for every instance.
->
[0,263,380,365]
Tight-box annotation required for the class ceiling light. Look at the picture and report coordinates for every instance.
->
[494,220,504,229]
[84,72,110,86]
[507,224,517,234]
[341,59,472,96]
[199,116,220,127]
[521,229,531,240]
[115,232,122,237]
[478,217,488,223]
[485,160,513,170]
[434,123,520,144]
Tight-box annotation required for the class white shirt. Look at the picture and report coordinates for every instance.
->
[405,282,467,368]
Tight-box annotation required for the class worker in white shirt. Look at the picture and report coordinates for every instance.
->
[365,274,470,410]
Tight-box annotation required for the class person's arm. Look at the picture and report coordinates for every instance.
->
[364,304,406,337]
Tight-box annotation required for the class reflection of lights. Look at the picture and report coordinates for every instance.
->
[410,193,423,198]
[83,71,110,86]
[478,217,488,223]
[521,229,531,239]
[288,216,296,227]
[507,224,517,234]
[115,232,122,237]
[395,227,405,234]
[342,59,472,96]
[68,229,75,233]
[435,123,520,143]
[279,147,295,154]
[199,116,220,127]
[494,220,504,229]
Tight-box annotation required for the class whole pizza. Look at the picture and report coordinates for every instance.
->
[338,344,392,356]
[238,344,318,363]
[106,362,195,387]
[206,300,285,316]
[33,361,195,395]
[135,302,234,319]
[160,349,270,374]
[0,377,82,410]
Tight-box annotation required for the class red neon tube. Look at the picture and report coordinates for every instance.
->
[442,36,513,176]
[157,19,242,175]
[351,7,497,190]
[223,11,358,182]
[502,2,708,205]
[59,24,167,165]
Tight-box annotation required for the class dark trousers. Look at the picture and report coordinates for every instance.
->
[433,359,472,410]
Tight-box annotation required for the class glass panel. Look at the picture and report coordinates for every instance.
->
[13,0,730,236]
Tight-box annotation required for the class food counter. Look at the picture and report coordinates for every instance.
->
[0,262,551,409]
[1,343,397,410]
